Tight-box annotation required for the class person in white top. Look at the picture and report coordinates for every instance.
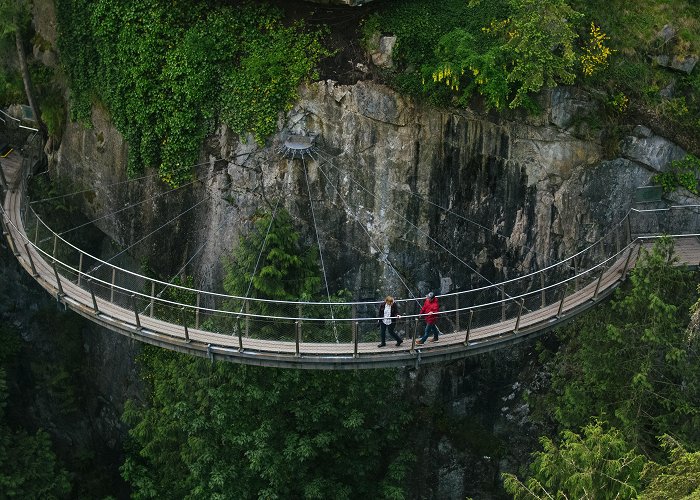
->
[377,296,402,347]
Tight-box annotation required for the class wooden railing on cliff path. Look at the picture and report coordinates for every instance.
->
[2,137,700,369]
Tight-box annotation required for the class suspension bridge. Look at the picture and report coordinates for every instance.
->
[1,128,699,369]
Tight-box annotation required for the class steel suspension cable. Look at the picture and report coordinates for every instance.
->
[302,155,338,341]
[241,196,282,308]
[57,171,218,237]
[312,151,421,307]
[314,149,516,302]
[92,179,233,272]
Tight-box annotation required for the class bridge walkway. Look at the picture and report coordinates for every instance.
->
[2,147,699,369]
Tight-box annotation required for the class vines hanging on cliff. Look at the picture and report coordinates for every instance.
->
[56,0,328,187]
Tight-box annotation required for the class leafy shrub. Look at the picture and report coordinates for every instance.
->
[653,154,700,194]
[56,1,327,186]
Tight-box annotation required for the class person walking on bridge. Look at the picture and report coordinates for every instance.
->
[377,296,402,347]
[416,292,439,345]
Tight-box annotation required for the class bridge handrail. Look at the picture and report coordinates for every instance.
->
[4,153,698,321]
[5,204,640,322]
[16,200,641,309]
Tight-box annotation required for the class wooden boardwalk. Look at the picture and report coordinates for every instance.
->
[2,151,700,369]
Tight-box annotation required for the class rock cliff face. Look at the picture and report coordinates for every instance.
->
[48,79,692,500]
[56,80,683,299]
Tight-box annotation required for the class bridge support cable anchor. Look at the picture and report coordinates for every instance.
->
[87,278,99,314]
[513,299,525,333]
[463,310,474,346]
[24,243,38,277]
[181,307,190,343]
[131,294,142,331]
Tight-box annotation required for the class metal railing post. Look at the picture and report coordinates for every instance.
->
[181,307,190,343]
[352,304,358,358]
[110,268,116,302]
[501,288,506,321]
[621,244,634,280]
[625,214,631,245]
[455,293,460,331]
[131,294,141,330]
[574,257,580,290]
[295,304,302,356]
[540,272,546,308]
[149,281,155,317]
[195,292,201,329]
[593,268,604,300]
[464,309,473,346]
[557,286,566,318]
[33,216,39,245]
[4,223,19,256]
[24,243,37,276]
[0,164,7,190]
[52,261,64,297]
[52,233,57,261]
[87,278,99,313]
[77,253,83,286]
[237,316,243,351]
[245,300,250,338]
[514,299,524,332]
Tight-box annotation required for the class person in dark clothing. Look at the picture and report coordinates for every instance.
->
[377,296,402,347]
[416,292,439,345]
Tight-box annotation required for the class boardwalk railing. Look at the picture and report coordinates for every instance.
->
[2,141,699,368]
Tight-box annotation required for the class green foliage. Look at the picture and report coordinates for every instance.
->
[543,238,700,454]
[640,436,700,499]
[362,0,509,106]
[55,1,327,186]
[503,421,646,499]
[653,154,700,195]
[121,347,414,499]
[225,208,321,303]
[0,327,71,499]
[497,0,582,109]
[221,20,329,146]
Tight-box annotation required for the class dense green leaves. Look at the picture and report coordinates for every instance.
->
[503,421,645,499]
[56,1,327,186]
[507,239,700,498]
[122,350,413,499]
[0,327,70,499]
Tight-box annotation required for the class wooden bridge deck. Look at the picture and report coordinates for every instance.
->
[2,153,700,369]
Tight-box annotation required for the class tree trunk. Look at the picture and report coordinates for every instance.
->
[15,26,47,139]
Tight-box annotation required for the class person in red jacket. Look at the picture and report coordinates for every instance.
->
[416,292,439,345]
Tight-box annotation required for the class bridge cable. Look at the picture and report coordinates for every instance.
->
[302,155,338,342]
[314,148,519,305]
[56,171,217,237]
[312,151,421,308]
[90,179,233,273]
[30,156,234,205]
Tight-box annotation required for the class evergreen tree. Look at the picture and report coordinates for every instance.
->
[545,237,700,454]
